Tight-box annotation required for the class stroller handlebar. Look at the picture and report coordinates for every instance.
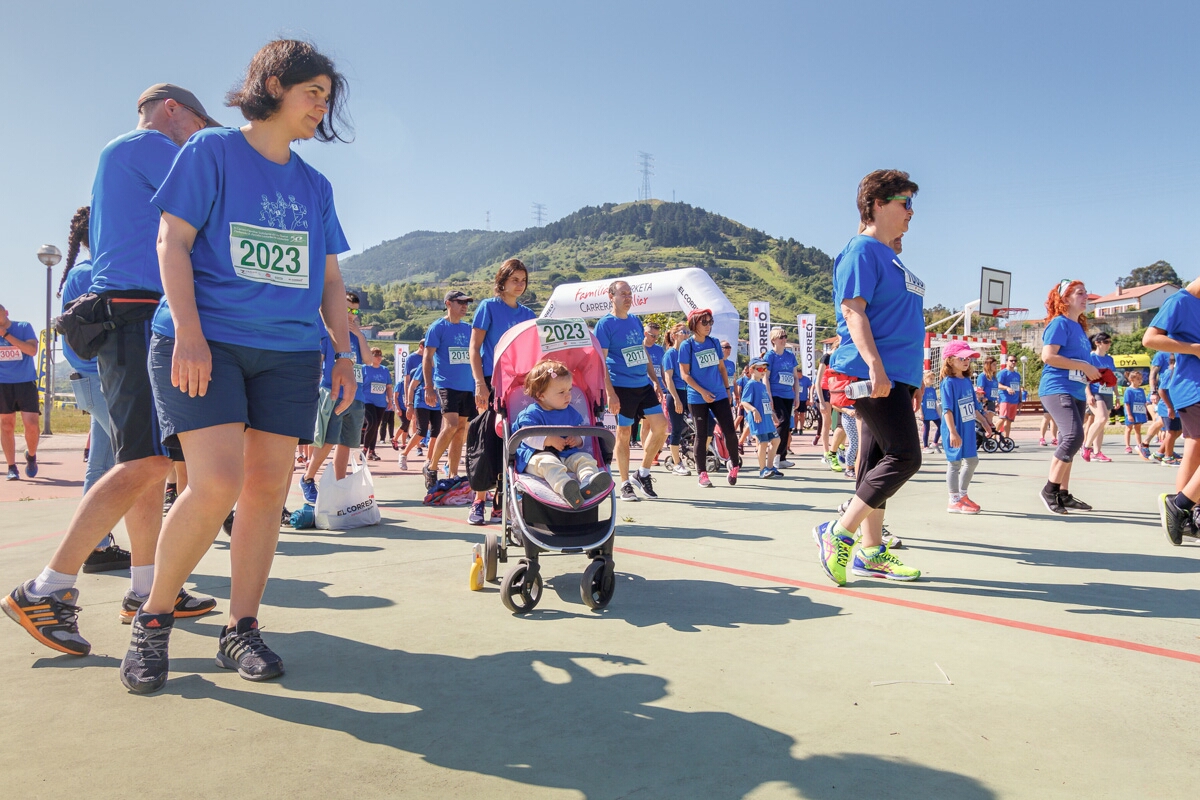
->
[506,425,616,451]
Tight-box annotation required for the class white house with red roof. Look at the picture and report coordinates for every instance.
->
[1087,282,1179,333]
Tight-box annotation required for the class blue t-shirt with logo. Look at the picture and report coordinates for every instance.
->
[940,376,978,461]
[796,374,812,402]
[976,373,999,404]
[408,367,440,411]
[360,364,391,407]
[997,368,1021,404]
[1038,316,1092,401]
[150,128,349,352]
[472,297,536,378]
[920,387,940,421]
[831,235,925,389]
[511,403,589,473]
[1149,290,1200,412]
[724,358,737,389]
[1088,352,1117,400]
[425,317,473,391]
[647,344,667,392]
[319,322,363,400]
[1157,368,1175,417]
[678,336,728,404]
[740,380,777,438]
[89,129,179,294]
[1123,386,1148,425]
[662,347,688,391]
[61,261,98,375]
[595,314,650,388]
[765,349,798,400]
[0,320,37,384]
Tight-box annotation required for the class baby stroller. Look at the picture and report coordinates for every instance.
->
[976,425,1015,453]
[662,411,729,474]
[478,318,618,614]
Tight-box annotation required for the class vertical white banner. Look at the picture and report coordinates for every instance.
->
[394,343,410,391]
[797,313,817,380]
[748,301,771,358]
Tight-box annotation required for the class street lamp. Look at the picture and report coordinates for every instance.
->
[37,244,62,436]
[1020,355,1028,397]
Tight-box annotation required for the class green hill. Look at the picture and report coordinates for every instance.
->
[340,200,836,340]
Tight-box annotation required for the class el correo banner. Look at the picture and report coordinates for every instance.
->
[394,343,410,390]
[748,301,770,358]
[797,313,817,379]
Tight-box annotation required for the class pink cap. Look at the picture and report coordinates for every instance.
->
[943,340,982,360]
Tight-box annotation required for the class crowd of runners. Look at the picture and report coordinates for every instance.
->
[2,39,1198,698]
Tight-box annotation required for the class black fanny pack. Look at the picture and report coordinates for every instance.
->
[55,290,161,360]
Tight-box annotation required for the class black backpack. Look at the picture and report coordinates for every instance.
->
[466,407,504,492]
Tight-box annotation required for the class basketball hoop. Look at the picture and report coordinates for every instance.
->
[992,307,1028,319]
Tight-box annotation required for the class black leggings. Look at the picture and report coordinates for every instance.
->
[363,404,385,452]
[379,409,395,442]
[922,419,941,447]
[666,395,688,446]
[773,396,794,454]
[853,384,922,509]
[415,408,443,438]
[689,397,742,470]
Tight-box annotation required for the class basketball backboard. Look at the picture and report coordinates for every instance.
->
[979,267,1011,316]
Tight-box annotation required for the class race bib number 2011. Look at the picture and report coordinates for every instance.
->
[537,318,590,354]
[230,223,309,289]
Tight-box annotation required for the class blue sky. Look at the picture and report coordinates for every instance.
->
[2,1,1196,330]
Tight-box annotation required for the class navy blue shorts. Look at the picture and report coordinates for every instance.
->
[324,399,366,448]
[150,335,321,448]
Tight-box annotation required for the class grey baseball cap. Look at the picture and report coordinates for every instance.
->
[137,83,221,128]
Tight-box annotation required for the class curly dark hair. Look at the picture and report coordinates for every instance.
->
[225,39,351,143]
[58,206,90,298]
[856,169,918,224]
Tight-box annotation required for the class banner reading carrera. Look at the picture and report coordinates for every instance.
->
[797,313,816,381]
[748,301,771,358]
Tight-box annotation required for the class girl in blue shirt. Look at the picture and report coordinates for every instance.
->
[1037,280,1102,515]
[124,40,355,694]
[679,308,741,487]
[1121,369,1150,459]
[940,343,993,514]
[740,360,781,478]
[917,370,941,451]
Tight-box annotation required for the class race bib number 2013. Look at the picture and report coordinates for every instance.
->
[537,318,590,354]
[230,223,309,289]
[448,347,471,365]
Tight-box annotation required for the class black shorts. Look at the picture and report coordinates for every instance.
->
[795,400,809,415]
[1179,404,1200,439]
[0,381,39,415]
[416,407,443,438]
[100,320,181,463]
[821,388,831,403]
[437,387,475,418]
[1166,415,1183,433]
[613,383,663,426]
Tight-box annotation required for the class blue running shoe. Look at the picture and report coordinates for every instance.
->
[24,451,37,479]
[468,501,486,526]
[300,477,318,504]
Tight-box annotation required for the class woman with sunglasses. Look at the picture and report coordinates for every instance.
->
[660,323,691,475]
[679,309,742,487]
[1037,280,1101,514]
[1082,333,1116,462]
[813,170,924,586]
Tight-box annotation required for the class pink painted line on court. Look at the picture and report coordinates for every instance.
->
[396,505,1200,665]
[0,530,65,550]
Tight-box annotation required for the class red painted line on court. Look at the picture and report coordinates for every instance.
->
[0,531,65,550]
[395,505,1200,665]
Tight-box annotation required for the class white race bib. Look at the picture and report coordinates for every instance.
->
[1132,402,1146,415]
[957,395,976,421]
[448,347,471,365]
[653,365,663,380]
[777,372,795,387]
[1009,382,1020,393]
[536,318,590,354]
[353,364,364,383]
[695,349,719,369]
[622,345,648,367]
[0,347,21,362]
[230,222,309,289]
[370,382,387,394]
[762,400,773,415]
[1099,385,1114,395]
[1068,369,1087,383]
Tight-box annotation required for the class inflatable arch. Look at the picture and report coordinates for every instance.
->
[539,268,740,351]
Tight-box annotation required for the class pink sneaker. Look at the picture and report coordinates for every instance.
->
[959,496,981,514]
[947,499,966,514]
[1040,438,1047,446]
[727,465,739,485]
[1125,446,1133,454]
[698,472,712,488]
[1052,437,1059,446]
[1081,447,1092,462]
[1094,452,1112,463]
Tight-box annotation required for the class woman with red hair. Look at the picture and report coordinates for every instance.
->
[1038,280,1101,514]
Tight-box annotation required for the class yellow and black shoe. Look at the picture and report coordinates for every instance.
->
[119,588,217,624]
[1,582,91,656]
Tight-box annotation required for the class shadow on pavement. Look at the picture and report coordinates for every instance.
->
[188,573,394,611]
[916,538,1200,574]
[918,575,1200,619]
[161,635,997,799]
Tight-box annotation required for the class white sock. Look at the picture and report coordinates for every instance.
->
[30,567,76,598]
[638,467,650,478]
[950,493,963,503]
[130,565,155,597]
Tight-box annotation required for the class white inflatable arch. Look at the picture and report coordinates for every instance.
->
[539,267,740,350]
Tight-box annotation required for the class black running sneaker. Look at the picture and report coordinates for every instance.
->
[422,463,437,491]
[1040,486,1067,515]
[1160,493,1192,546]
[119,588,217,624]
[82,543,132,573]
[633,471,658,498]
[162,485,178,515]
[1,582,90,656]
[222,509,235,535]
[217,617,284,681]
[119,611,174,694]
[1058,492,1092,512]
[619,481,640,502]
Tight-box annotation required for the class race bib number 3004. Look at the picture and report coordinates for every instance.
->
[230,223,309,289]
[537,318,590,354]
[0,347,21,362]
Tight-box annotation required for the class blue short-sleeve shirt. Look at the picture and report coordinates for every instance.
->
[662,347,688,391]
[361,364,392,407]
[425,317,474,391]
[511,403,588,473]
[0,320,37,384]
[796,374,812,402]
[1038,316,1092,401]
[1088,352,1117,399]
[976,373,1000,404]
[409,367,440,411]
[1123,386,1148,424]
[740,380,777,438]
[765,349,798,400]
[678,336,728,404]
[997,368,1021,404]
[472,297,536,378]
[595,314,650,388]
[920,386,940,421]
[1149,290,1200,412]
[647,344,667,392]
[940,376,978,461]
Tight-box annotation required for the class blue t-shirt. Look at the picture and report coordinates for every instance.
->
[1152,350,1171,372]
[920,387,940,421]
[61,261,98,375]
[0,320,37,384]
[662,347,688,391]
[511,403,588,474]
[678,336,728,404]
[150,128,349,352]
[647,344,667,392]
[997,368,1021,404]
[472,297,536,378]
[595,314,650,388]
[425,317,473,391]
[1088,352,1117,400]
[796,374,812,402]
[319,323,363,398]
[724,358,737,388]
[740,380,777,438]
[1038,316,1092,401]
[1123,386,1148,425]
[408,367,440,411]
[1149,290,1200,412]
[89,129,179,294]
[976,373,1000,404]
[360,364,391,408]
[1157,368,1175,417]
[831,235,925,389]
[765,349,798,400]
[735,375,751,403]
[940,376,978,461]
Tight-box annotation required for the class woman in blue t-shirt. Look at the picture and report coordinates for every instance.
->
[1037,280,1102,515]
[122,41,355,694]
[678,308,741,487]
[660,323,692,476]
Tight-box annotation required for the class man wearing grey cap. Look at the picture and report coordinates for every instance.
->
[1,84,221,658]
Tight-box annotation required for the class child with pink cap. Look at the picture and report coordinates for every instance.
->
[940,341,995,513]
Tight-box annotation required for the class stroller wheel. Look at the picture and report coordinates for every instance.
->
[983,437,999,453]
[662,455,676,471]
[501,560,543,614]
[581,558,615,610]
[484,532,499,583]
[999,436,1016,453]
[707,455,723,474]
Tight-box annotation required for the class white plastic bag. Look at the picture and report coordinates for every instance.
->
[314,453,381,530]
